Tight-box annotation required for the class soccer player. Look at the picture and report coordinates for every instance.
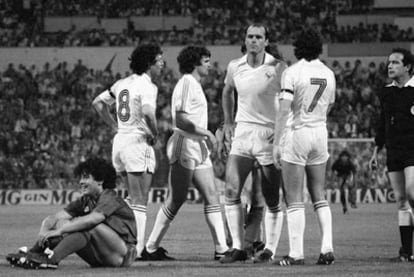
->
[273,28,336,266]
[370,48,414,262]
[92,43,163,259]
[332,150,358,214]
[220,23,287,263]
[215,123,266,257]
[143,45,229,261]
[6,158,137,269]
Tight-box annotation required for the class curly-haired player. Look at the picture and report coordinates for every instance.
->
[273,28,336,266]
[143,45,229,261]
[6,158,137,269]
[92,43,164,259]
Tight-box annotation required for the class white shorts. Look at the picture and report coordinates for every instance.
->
[229,122,273,166]
[166,132,212,170]
[112,133,156,173]
[281,125,329,166]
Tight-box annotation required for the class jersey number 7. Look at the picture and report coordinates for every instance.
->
[307,78,327,112]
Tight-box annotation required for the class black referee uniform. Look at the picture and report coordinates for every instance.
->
[375,77,414,171]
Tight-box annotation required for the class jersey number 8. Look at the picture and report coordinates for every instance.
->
[117,89,130,122]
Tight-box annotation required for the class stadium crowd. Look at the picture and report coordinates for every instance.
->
[1,55,388,190]
[1,0,413,47]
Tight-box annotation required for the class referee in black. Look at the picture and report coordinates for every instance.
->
[370,48,414,262]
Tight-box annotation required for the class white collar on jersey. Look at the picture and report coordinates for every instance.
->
[387,76,414,87]
[134,73,152,82]
[299,58,322,64]
[242,52,274,65]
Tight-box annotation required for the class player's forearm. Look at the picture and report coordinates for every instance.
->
[273,111,289,146]
[143,113,158,137]
[176,116,210,137]
[222,85,235,124]
[39,215,59,235]
[93,100,117,129]
[59,212,104,234]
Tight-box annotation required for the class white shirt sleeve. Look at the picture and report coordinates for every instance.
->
[280,68,294,101]
[98,82,117,105]
[173,78,192,113]
[141,83,158,110]
[224,61,236,86]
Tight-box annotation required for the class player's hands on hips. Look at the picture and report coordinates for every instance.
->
[273,145,282,170]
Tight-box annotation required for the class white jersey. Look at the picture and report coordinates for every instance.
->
[171,74,207,138]
[225,53,282,126]
[98,73,157,135]
[280,58,335,129]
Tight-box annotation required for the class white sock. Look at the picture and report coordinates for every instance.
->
[130,204,147,257]
[264,205,283,257]
[314,200,333,254]
[204,204,229,253]
[224,199,244,250]
[398,208,414,226]
[146,205,175,253]
[244,206,264,249]
[287,202,305,259]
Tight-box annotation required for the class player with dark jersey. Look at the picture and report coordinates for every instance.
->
[332,150,358,214]
[6,158,137,269]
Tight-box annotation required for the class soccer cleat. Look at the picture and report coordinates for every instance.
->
[390,247,414,262]
[219,249,248,263]
[350,203,358,209]
[252,241,265,253]
[214,251,226,260]
[278,255,305,266]
[316,252,335,265]
[23,252,58,269]
[343,206,348,214]
[6,252,28,267]
[253,248,273,263]
[141,247,175,261]
[6,246,30,267]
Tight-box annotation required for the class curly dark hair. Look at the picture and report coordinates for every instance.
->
[391,48,414,74]
[129,43,162,75]
[177,45,211,74]
[293,28,322,61]
[74,157,116,189]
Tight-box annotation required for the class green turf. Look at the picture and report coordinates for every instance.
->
[1,203,413,277]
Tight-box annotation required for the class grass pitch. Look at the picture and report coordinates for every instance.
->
[0,203,413,277]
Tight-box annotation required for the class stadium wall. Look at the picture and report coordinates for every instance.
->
[0,187,397,205]
[2,43,414,75]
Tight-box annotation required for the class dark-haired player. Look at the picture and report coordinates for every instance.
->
[332,150,358,214]
[370,47,414,262]
[220,23,286,263]
[143,45,229,260]
[273,28,336,266]
[92,43,163,258]
[6,158,137,269]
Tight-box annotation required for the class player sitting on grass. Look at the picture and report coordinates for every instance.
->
[6,157,137,269]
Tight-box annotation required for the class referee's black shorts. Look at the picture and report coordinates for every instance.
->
[386,147,414,172]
